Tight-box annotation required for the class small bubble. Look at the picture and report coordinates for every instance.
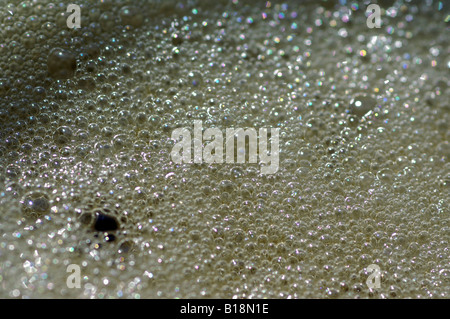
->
[188,71,203,87]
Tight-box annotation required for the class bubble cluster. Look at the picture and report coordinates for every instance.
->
[0,0,448,299]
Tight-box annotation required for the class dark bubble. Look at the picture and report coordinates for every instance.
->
[118,240,134,254]
[119,6,143,28]
[47,48,77,79]
[94,211,119,231]
[104,233,116,242]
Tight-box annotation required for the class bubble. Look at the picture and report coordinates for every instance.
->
[47,48,77,79]
[20,192,50,217]
[120,6,143,28]
[21,30,36,48]
[20,143,33,154]
[5,137,20,151]
[99,12,116,31]
[171,33,183,46]
[219,180,235,192]
[377,168,393,182]
[32,86,46,100]
[349,95,377,117]
[94,210,119,232]
[53,126,73,145]
[187,71,203,87]
[6,164,21,178]
[113,134,129,150]
[104,233,116,242]
[172,46,181,57]
[118,240,134,254]
[79,212,93,226]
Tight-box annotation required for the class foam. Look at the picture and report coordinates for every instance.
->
[0,0,448,298]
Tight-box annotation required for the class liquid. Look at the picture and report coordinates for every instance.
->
[0,0,448,298]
